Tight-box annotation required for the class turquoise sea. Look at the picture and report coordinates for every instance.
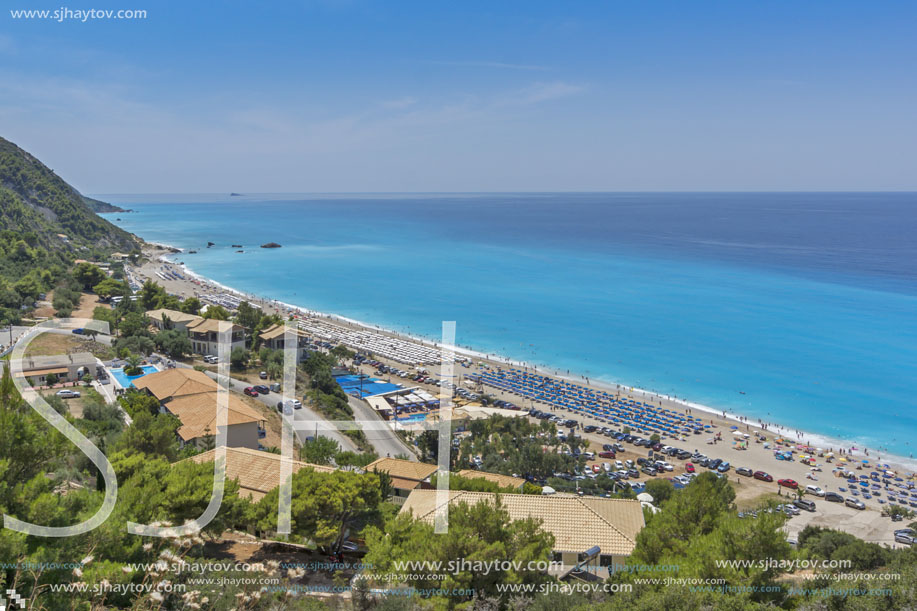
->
[100,193,917,460]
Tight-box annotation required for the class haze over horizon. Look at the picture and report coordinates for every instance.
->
[1,0,915,193]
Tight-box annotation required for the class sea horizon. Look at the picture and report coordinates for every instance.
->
[100,192,917,464]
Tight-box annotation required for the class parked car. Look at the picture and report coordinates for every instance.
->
[736,467,753,477]
[717,462,731,473]
[895,533,914,546]
[598,451,615,459]
[259,371,268,379]
[269,383,282,392]
[845,498,866,510]
[641,466,657,476]
[685,462,695,473]
[825,492,844,503]
[754,471,773,482]
[253,385,270,394]
[276,402,293,415]
[895,528,916,537]
[243,387,259,397]
[778,478,798,489]
[805,485,825,497]
[794,498,816,512]
[55,389,81,399]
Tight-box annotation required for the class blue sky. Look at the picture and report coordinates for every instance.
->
[1,0,915,192]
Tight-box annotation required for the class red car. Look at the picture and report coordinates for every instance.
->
[754,471,773,482]
[243,387,259,397]
[591,464,602,473]
[685,463,695,473]
[598,451,616,459]
[777,478,798,489]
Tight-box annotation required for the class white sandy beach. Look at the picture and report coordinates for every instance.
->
[131,245,917,480]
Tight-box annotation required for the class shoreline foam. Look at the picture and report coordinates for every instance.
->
[145,245,917,475]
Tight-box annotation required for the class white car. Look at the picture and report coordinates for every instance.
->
[806,485,825,497]
[602,462,611,472]
[615,460,624,470]
[56,389,81,399]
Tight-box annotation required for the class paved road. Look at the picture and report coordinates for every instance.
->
[347,394,416,459]
[3,325,113,352]
[196,369,358,453]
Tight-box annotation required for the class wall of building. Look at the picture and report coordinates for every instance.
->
[223,422,260,450]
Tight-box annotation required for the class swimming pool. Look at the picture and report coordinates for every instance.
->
[109,365,159,388]
[396,413,428,423]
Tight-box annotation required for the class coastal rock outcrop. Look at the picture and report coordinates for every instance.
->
[261,242,282,249]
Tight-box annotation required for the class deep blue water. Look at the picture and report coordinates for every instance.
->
[100,193,917,459]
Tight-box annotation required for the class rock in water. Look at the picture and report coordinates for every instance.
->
[260,242,282,249]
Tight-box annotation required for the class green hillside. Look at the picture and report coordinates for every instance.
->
[82,195,127,213]
[0,136,139,324]
[0,136,135,250]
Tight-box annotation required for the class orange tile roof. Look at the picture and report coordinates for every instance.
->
[13,366,69,377]
[187,319,244,334]
[365,457,438,482]
[184,447,334,501]
[456,469,527,490]
[145,308,204,325]
[400,490,644,556]
[259,323,308,341]
[133,368,216,401]
[163,392,263,441]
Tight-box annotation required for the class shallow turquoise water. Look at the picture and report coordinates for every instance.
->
[100,193,917,459]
